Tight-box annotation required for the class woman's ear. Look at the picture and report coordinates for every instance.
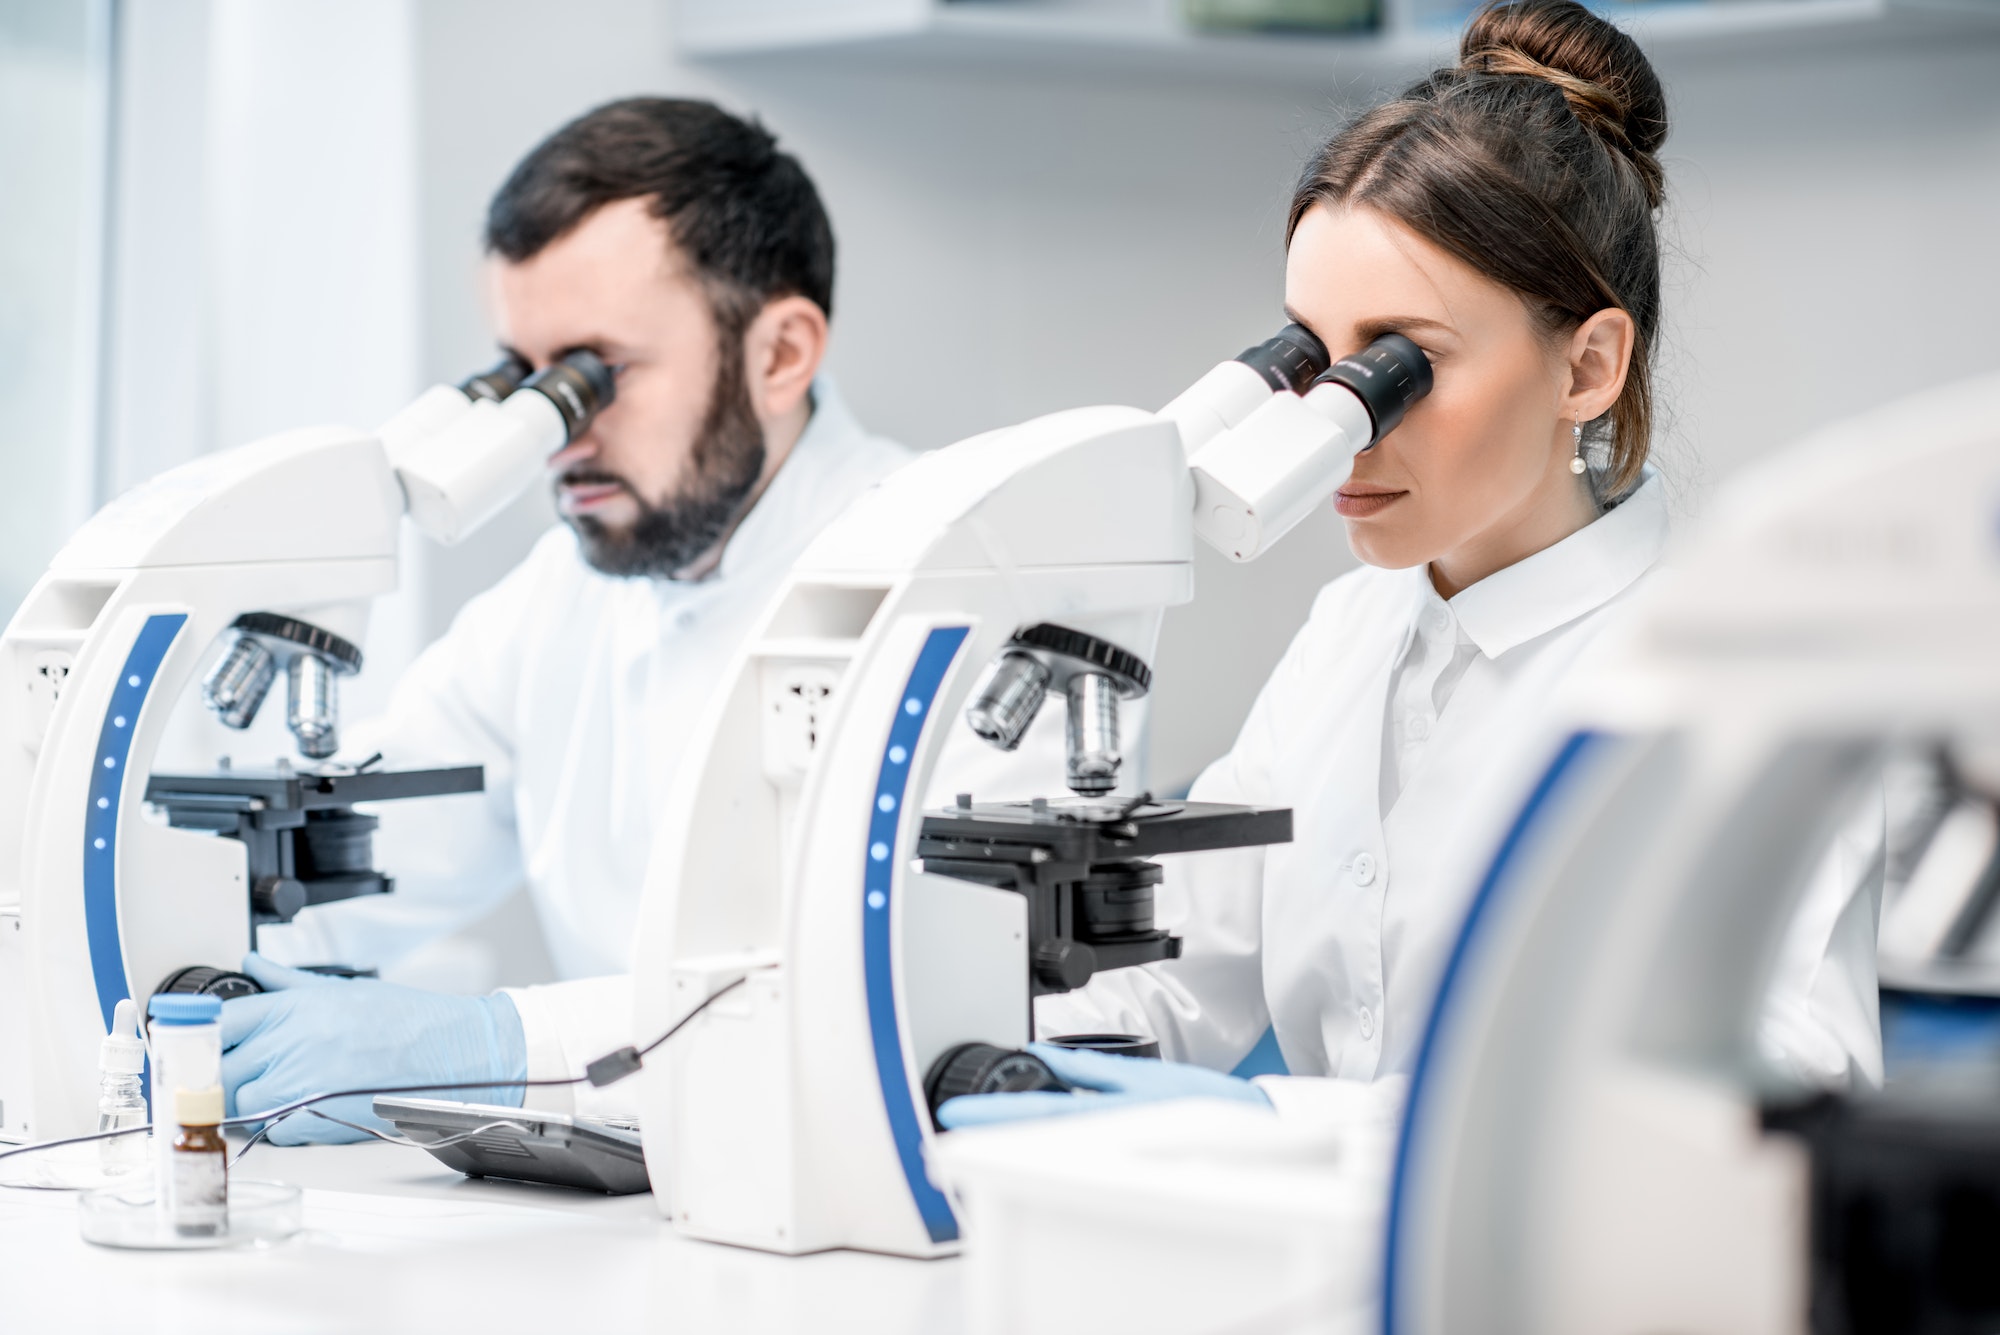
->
[1562,307,1635,425]
[743,294,829,427]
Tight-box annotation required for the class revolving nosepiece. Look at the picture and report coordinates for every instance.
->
[963,624,1152,797]
[201,613,362,758]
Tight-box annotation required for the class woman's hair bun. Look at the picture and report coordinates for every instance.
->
[1459,0,1668,205]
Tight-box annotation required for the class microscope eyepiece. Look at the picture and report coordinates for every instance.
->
[1234,322,1332,394]
[457,352,533,404]
[522,349,617,442]
[1315,332,1433,443]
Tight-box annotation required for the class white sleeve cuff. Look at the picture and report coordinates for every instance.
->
[253,915,337,968]
[1253,1072,1408,1130]
[498,974,640,1122]
[500,984,576,1117]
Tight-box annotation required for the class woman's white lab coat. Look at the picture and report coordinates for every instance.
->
[1037,473,1885,1117]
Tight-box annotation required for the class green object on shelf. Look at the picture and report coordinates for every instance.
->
[1182,0,1382,33]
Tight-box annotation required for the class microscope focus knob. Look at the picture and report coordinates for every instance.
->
[251,876,309,923]
[923,1043,1068,1127]
[153,965,264,1003]
[1032,939,1100,993]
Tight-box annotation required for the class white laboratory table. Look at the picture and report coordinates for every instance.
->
[0,1139,962,1334]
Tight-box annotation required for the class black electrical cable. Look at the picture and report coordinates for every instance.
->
[0,975,747,1174]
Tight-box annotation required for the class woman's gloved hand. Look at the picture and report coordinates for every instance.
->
[935,1042,1271,1129]
[220,953,528,1145]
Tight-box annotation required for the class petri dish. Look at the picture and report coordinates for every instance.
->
[79,1179,303,1250]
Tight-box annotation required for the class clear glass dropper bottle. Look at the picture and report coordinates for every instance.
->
[96,998,147,1176]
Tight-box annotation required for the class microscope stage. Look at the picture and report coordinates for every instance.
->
[145,764,484,814]
[918,799,1292,865]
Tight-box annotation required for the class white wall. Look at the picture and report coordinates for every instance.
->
[97,5,2000,986]
[104,0,432,726]
[409,6,2000,791]
[0,2,112,621]
[1651,40,2000,493]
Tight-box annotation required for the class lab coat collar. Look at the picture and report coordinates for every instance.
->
[709,375,862,586]
[1437,468,1670,659]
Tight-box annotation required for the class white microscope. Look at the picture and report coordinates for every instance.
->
[0,351,614,1142]
[1389,372,2000,1335]
[628,325,1432,1257]
[919,376,2000,1335]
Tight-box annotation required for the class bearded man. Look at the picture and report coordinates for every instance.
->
[229,99,915,1139]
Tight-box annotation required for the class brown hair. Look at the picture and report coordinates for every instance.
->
[488,98,836,329]
[1288,0,1668,496]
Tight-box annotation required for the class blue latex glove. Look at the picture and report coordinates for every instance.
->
[935,1042,1271,1129]
[221,953,527,1145]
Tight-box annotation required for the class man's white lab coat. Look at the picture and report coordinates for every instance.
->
[259,382,914,1053]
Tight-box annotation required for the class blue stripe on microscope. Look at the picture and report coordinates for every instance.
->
[1381,729,1602,1335]
[863,624,969,1246]
[83,613,186,1033]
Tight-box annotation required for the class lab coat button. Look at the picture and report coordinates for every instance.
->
[1358,1007,1376,1039]
[1351,853,1377,886]
[1406,715,1430,741]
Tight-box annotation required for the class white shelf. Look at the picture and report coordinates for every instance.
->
[671,0,1997,84]
[675,0,1441,82]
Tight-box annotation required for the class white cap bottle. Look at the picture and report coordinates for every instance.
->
[97,998,148,1175]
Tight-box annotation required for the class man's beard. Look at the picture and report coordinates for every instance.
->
[560,344,766,580]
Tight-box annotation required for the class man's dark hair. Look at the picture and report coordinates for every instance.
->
[486,97,835,329]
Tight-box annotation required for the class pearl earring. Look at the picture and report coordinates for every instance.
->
[1569,418,1587,475]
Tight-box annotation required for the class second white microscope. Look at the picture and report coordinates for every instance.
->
[630,326,1432,1256]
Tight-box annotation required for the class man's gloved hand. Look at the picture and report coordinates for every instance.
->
[221,953,528,1146]
[935,1042,1271,1130]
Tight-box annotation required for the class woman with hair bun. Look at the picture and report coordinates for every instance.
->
[941,0,1882,1125]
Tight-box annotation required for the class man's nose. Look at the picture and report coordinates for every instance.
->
[547,432,600,472]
